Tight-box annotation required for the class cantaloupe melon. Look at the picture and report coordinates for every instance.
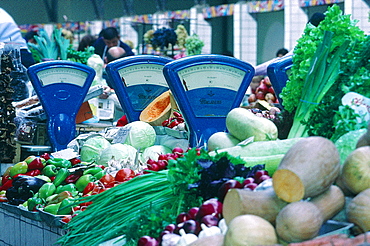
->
[140,90,172,126]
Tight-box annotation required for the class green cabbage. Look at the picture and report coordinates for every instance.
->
[123,121,156,149]
[80,136,111,162]
[334,129,366,164]
[97,143,138,166]
[142,145,172,162]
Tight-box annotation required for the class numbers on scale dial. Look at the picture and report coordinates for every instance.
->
[37,67,88,87]
[178,64,246,91]
[118,64,168,87]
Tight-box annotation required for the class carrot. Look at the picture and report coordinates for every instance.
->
[287,234,349,246]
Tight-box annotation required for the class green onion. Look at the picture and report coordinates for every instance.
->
[288,31,350,138]
[57,171,177,246]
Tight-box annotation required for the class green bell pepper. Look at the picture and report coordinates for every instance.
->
[55,183,78,197]
[53,168,70,187]
[93,170,105,180]
[83,166,103,176]
[75,174,96,192]
[27,196,44,211]
[9,161,28,178]
[47,158,72,169]
[38,183,56,199]
[44,202,61,215]
[57,197,74,215]
[42,165,58,177]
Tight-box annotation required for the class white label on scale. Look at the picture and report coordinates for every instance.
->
[118,64,167,87]
[37,68,88,87]
[177,64,246,91]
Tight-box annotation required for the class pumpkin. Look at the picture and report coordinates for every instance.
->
[347,188,370,232]
[272,136,340,202]
[309,185,345,222]
[340,146,370,195]
[207,132,240,152]
[222,187,288,226]
[275,201,324,243]
[139,90,172,126]
[225,107,278,142]
[224,214,278,246]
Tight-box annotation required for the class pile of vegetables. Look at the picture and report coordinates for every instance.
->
[280,5,370,140]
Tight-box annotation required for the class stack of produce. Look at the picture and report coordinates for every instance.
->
[0,53,17,163]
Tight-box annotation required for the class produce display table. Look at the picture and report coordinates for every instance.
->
[0,203,67,246]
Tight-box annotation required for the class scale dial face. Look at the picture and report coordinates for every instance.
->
[118,64,168,87]
[177,64,246,91]
[37,67,89,87]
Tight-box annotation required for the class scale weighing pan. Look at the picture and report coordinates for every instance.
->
[105,55,173,123]
[163,54,255,148]
[27,60,95,151]
[267,55,293,105]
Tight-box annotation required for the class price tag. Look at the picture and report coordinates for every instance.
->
[342,92,370,122]
[112,125,132,144]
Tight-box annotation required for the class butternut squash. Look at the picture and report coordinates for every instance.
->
[340,146,370,195]
[309,185,345,222]
[346,188,370,232]
[139,90,172,126]
[275,201,324,243]
[225,107,278,142]
[222,187,288,226]
[224,214,278,246]
[272,136,340,202]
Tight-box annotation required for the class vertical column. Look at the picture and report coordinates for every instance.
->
[345,0,370,34]
[284,0,307,50]
[120,17,138,52]
[234,2,257,65]
[190,6,212,54]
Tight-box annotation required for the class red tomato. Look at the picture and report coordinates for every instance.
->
[61,215,72,223]
[99,174,115,188]
[115,168,136,182]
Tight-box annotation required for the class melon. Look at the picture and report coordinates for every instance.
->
[207,132,240,151]
[140,90,172,126]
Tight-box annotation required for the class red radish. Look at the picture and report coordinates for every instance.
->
[218,179,243,202]
[201,214,219,227]
[172,147,184,154]
[254,170,268,180]
[158,154,168,161]
[149,163,159,171]
[176,212,190,224]
[242,177,255,186]
[156,160,167,170]
[244,183,258,190]
[147,159,156,165]
[195,198,223,220]
[187,207,199,220]
[182,219,198,234]
[165,224,176,233]
[138,236,158,246]
[257,174,271,184]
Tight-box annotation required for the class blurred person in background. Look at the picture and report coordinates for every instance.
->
[93,27,134,64]
[78,34,97,51]
[276,48,289,57]
[0,8,35,68]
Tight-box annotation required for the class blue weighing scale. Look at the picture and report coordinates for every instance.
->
[105,55,173,122]
[163,54,255,148]
[27,60,95,151]
[267,55,293,105]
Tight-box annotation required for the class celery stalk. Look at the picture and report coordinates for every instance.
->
[288,31,350,138]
